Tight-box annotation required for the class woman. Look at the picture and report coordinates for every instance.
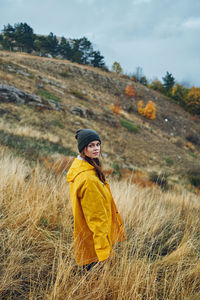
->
[66,129,126,270]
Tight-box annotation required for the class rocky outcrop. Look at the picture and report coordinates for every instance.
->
[67,104,118,127]
[0,62,32,78]
[0,84,62,110]
[68,105,95,119]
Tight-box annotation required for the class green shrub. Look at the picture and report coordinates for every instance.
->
[38,90,61,103]
[190,175,200,187]
[171,84,189,106]
[120,118,138,133]
[148,80,165,94]
[188,152,197,158]
[164,157,174,166]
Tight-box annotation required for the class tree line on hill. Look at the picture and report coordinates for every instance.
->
[149,72,200,115]
[112,62,200,115]
[0,23,106,69]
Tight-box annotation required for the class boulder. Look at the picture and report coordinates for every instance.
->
[0,84,41,105]
[0,84,61,110]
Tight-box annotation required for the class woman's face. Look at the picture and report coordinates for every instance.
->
[84,140,101,159]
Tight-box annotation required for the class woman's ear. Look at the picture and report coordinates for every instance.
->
[81,149,85,158]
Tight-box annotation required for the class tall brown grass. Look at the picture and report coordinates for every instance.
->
[0,120,61,144]
[0,149,199,299]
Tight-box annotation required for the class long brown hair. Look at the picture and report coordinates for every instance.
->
[81,152,106,183]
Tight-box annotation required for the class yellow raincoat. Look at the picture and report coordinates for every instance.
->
[66,157,126,266]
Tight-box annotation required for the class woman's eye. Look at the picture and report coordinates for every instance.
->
[88,143,100,148]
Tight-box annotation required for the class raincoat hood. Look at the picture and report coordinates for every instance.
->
[66,157,94,183]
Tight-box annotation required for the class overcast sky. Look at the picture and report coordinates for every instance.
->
[0,0,200,86]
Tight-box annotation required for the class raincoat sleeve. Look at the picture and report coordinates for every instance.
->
[80,182,111,261]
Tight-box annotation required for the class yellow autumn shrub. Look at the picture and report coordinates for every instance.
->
[125,84,135,97]
[110,102,123,114]
[138,100,145,116]
[185,87,200,114]
[138,100,156,120]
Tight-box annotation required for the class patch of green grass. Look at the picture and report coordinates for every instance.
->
[120,118,138,133]
[81,102,89,108]
[188,151,197,158]
[38,90,61,103]
[0,129,77,160]
[51,120,64,129]
[164,157,174,166]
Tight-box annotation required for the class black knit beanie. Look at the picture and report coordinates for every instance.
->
[75,129,101,153]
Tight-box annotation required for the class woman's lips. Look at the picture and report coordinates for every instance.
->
[93,152,99,155]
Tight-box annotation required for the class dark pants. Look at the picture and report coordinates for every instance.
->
[82,262,97,272]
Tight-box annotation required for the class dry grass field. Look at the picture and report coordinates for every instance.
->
[0,148,199,300]
[0,50,200,299]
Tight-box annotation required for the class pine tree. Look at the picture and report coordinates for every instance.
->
[78,37,93,64]
[70,39,83,64]
[14,23,34,52]
[34,35,49,56]
[0,23,105,69]
[140,76,148,86]
[46,32,59,57]
[1,24,15,51]
[162,71,175,94]
[90,50,105,68]
[58,37,72,59]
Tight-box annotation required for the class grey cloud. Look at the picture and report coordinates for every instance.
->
[0,0,199,85]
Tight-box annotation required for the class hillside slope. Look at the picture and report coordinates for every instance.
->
[0,50,200,185]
